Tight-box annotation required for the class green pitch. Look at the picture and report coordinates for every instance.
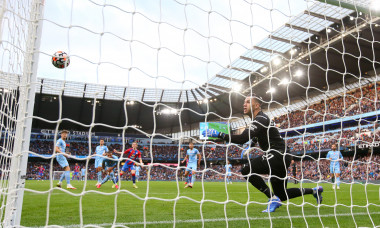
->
[21,180,380,227]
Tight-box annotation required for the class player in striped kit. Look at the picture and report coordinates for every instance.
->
[326,144,343,190]
[96,151,119,189]
[114,142,143,189]
[37,165,45,181]
[94,139,109,186]
[181,142,201,188]
[55,130,76,189]
[73,163,81,180]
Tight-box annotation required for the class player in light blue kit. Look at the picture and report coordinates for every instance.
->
[326,144,343,190]
[81,166,86,181]
[96,151,119,189]
[55,130,76,189]
[225,160,232,184]
[135,164,141,182]
[94,139,109,186]
[181,142,201,188]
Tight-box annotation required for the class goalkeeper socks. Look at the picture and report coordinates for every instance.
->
[97,171,102,183]
[59,173,65,182]
[261,187,274,199]
[65,171,71,184]
[132,173,136,184]
[336,177,340,187]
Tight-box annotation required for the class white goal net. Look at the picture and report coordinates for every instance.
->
[0,0,380,227]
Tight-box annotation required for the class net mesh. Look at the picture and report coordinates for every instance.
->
[1,0,380,227]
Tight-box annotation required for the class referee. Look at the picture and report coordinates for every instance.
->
[202,96,323,213]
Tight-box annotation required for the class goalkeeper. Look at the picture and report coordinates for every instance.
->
[202,96,323,213]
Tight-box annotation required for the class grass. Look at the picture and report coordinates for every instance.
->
[21,180,380,227]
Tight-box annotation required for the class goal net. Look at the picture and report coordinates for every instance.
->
[1,0,379,227]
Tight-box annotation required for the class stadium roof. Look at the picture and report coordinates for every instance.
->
[5,1,363,104]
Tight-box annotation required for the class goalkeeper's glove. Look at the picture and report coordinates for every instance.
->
[202,129,220,138]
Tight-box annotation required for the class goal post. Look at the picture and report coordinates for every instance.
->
[2,0,45,226]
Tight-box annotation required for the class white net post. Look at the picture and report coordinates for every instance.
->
[2,0,44,226]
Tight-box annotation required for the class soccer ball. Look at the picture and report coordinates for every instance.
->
[52,51,70,68]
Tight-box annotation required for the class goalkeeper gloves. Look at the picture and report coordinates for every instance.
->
[202,129,220,138]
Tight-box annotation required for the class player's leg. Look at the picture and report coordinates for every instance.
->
[57,157,70,188]
[183,170,189,185]
[115,170,124,183]
[191,169,196,186]
[184,167,193,188]
[241,157,275,199]
[335,172,341,189]
[131,167,138,188]
[330,166,336,189]
[95,158,103,185]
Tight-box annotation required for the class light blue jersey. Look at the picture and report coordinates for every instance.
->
[95,145,109,168]
[186,148,200,172]
[135,166,141,175]
[81,168,86,176]
[56,138,68,168]
[187,148,200,164]
[326,150,343,174]
[225,164,232,176]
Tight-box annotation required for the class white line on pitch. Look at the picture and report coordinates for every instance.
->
[32,211,380,227]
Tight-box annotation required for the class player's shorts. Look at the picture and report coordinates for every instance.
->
[330,165,341,174]
[135,172,140,176]
[74,172,79,176]
[56,155,69,168]
[227,172,232,177]
[95,157,104,168]
[38,172,43,176]
[186,162,197,172]
[121,163,136,172]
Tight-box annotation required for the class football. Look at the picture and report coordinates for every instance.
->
[52,51,70,68]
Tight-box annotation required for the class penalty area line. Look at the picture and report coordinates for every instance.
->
[38,211,380,227]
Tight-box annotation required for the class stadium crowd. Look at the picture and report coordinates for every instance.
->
[28,124,379,159]
[274,83,380,129]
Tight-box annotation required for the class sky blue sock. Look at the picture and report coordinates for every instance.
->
[337,177,340,187]
[101,175,110,185]
[65,171,70,184]
[59,173,65,182]
[97,171,102,183]
[191,174,195,185]
[109,172,116,184]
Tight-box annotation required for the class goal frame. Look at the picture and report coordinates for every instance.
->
[2,0,45,226]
